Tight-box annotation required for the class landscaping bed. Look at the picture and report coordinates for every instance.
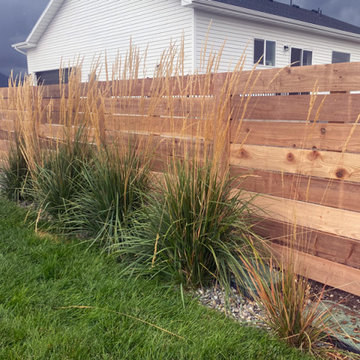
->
[310,280,360,313]
[0,198,311,360]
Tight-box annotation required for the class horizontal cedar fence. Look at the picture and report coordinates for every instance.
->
[1,62,360,295]
[229,62,360,296]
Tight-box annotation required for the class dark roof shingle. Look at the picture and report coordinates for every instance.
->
[213,0,360,35]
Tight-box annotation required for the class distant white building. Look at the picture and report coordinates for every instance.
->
[12,0,360,84]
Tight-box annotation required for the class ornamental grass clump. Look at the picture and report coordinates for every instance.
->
[240,251,333,358]
[29,127,93,220]
[65,143,151,246]
[0,137,30,202]
[116,159,259,291]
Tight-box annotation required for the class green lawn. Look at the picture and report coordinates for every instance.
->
[0,198,312,360]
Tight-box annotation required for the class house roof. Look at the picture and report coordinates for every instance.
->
[213,0,360,35]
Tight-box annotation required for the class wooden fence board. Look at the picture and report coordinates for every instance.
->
[105,114,206,136]
[39,75,216,98]
[37,97,214,118]
[38,124,97,140]
[42,84,65,98]
[0,139,10,151]
[0,109,51,125]
[1,98,80,114]
[0,88,9,98]
[231,93,360,123]
[231,167,360,213]
[239,190,360,241]
[230,144,360,182]
[255,219,360,269]
[271,243,360,296]
[231,121,360,153]
[40,98,87,112]
[45,111,89,125]
[221,62,360,94]
[0,99,16,110]
[0,110,18,122]
[0,129,9,140]
[106,129,212,158]
[39,123,207,149]
[103,96,214,117]
[99,74,215,97]
[2,111,207,132]
[0,150,7,160]
[0,119,15,132]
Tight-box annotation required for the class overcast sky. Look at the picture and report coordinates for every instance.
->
[0,0,360,77]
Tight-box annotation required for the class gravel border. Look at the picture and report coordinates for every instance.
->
[194,286,268,328]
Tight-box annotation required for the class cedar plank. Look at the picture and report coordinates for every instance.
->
[230,144,360,182]
[218,62,360,94]
[231,93,360,123]
[255,218,360,269]
[231,167,360,212]
[231,120,360,152]
[271,243,360,296]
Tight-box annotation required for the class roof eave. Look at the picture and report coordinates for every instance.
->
[12,0,65,54]
[189,0,360,43]
[12,42,37,55]
[26,0,65,43]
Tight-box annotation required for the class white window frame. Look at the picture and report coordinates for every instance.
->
[254,38,276,67]
[290,47,313,66]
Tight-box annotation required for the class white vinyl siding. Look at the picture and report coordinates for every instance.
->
[194,9,360,72]
[27,0,194,81]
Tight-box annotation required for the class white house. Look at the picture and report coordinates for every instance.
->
[13,0,360,84]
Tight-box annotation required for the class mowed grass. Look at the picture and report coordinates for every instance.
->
[0,198,312,360]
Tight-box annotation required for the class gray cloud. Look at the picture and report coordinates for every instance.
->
[277,0,360,26]
[0,0,48,76]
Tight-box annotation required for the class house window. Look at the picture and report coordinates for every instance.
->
[291,48,312,67]
[332,51,350,63]
[35,68,74,85]
[254,39,276,66]
[302,50,312,66]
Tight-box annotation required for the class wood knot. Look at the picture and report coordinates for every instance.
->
[246,128,250,133]
[308,150,320,161]
[287,152,295,162]
[320,127,326,134]
[239,148,249,158]
[335,168,347,179]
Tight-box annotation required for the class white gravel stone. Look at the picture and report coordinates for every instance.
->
[194,286,267,328]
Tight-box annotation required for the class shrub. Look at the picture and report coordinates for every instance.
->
[66,144,151,245]
[116,160,259,291]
